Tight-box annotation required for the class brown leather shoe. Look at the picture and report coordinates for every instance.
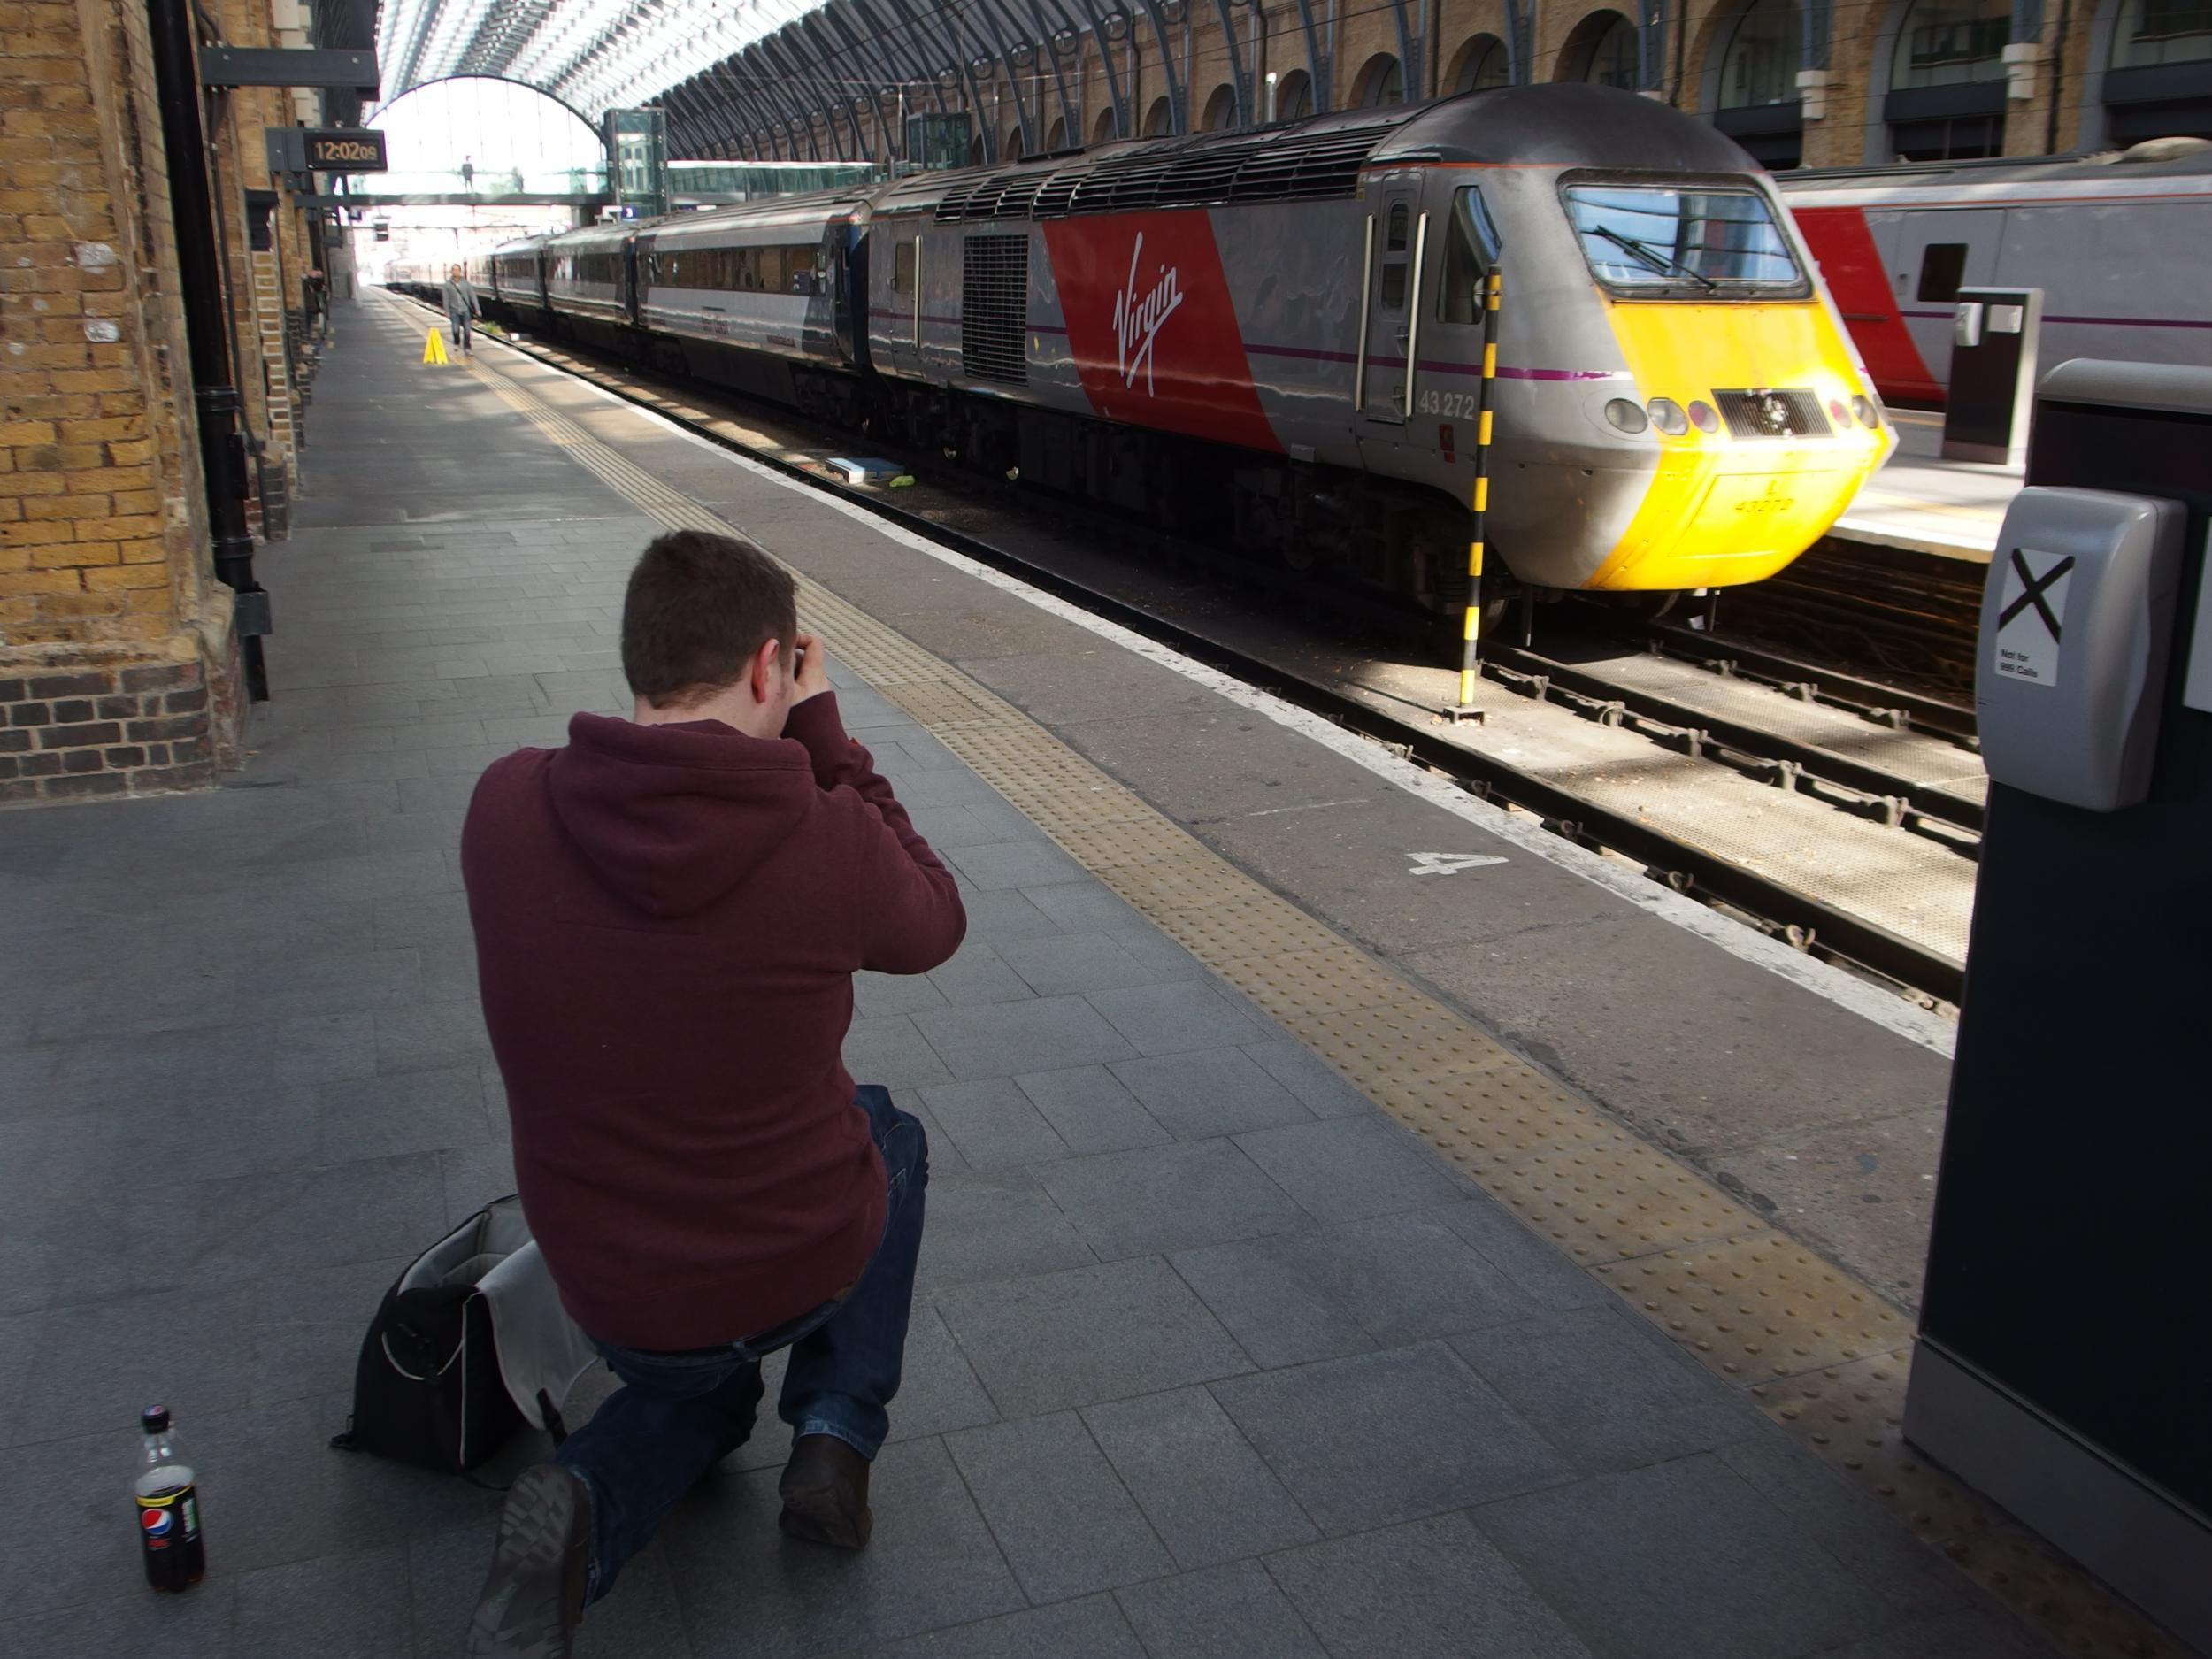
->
[777,1434,873,1549]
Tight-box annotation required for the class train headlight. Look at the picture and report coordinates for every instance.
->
[1645,397,1689,436]
[1686,400,1719,434]
[1851,395,1882,430]
[1828,398,1850,428]
[1604,398,1648,434]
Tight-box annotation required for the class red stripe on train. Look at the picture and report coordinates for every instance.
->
[1041,210,1282,454]
[1791,204,1943,406]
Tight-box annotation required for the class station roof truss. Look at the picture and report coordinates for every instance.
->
[371,0,1619,169]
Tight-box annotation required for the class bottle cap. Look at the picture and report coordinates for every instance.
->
[142,1405,171,1433]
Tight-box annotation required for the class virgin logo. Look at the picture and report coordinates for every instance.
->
[1112,233,1184,395]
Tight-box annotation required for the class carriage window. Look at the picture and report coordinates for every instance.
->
[1438,188,1503,324]
[893,238,915,294]
[1916,242,1967,302]
[1562,180,1807,296]
[1386,204,1410,252]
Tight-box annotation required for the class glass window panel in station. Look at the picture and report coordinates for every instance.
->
[1892,0,2009,88]
[1719,0,1801,107]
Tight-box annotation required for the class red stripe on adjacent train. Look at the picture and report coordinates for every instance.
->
[1041,210,1282,453]
[1790,204,1943,406]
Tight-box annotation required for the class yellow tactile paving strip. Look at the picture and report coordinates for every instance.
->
[463,341,2179,1659]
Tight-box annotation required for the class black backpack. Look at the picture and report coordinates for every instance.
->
[329,1195,567,1477]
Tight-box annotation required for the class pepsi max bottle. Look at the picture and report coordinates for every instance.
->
[135,1405,204,1591]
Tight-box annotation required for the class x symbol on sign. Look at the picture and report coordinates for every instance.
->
[2001,548,2075,641]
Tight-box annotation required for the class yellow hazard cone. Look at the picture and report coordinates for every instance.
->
[422,327,449,365]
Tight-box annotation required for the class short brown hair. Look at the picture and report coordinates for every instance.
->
[620,529,797,709]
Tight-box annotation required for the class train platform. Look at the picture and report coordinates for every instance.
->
[1832,409,2015,558]
[0,290,2130,1659]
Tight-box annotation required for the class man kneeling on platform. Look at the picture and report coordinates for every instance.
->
[459,528,966,1657]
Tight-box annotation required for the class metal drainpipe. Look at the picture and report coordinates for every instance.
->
[1129,30,1141,132]
[2044,0,2070,152]
[1250,2,1267,119]
[147,0,268,700]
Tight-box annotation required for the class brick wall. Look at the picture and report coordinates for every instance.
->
[0,0,246,807]
[813,0,2107,166]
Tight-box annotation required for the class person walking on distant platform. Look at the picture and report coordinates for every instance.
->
[442,263,478,355]
[303,265,329,346]
[459,530,964,1659]
[460,154,475,193]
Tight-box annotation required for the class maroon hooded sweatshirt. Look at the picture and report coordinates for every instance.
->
[461,693,965,1350]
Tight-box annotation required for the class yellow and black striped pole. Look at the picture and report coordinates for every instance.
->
[1455,271,1503,711]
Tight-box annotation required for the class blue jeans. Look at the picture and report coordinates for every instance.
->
[553,1087,926,1604]
[448,310,472,350]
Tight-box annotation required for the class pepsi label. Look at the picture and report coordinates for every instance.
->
[137,1483,204,1591]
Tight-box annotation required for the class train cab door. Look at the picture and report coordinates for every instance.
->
[1359,182,1424,426]
[1886,208,2001,388]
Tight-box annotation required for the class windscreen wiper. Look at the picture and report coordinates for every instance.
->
[1591,226,1719,292]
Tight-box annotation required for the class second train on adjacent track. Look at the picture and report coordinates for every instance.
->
[402,84,1896,619]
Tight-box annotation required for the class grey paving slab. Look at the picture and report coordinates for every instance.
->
[1082,1386,1319,1570]
[1267,1512,1595,1659]
[842,1014,956,1090]
[941,837,1092,890]
[11,1286,257,1448]
[318,1063,492,1161]
[1430,1195,1619,1311]
[1180,1210,1542,1359]
[946,1411,1175,1601]
[1013,1063,1171,1153]
[934,1255,1253,1417]
[1108,1046,1317,1140]
[917,1076,1071,1169]
[1211,1341,1571,1535]
[1472,1454,1915,1659]
[1240,1038,1380,1118]
[0,1575,240,1657]
[1452,1302,1768,1477]
[821,1594,1148,1659]
[919,941,1038,1007]
[1167,1234,1380,1370]
[1086,980,1274,1056]
[1234,1116,1466,1224]
[1115,1560,1331,1659]
[993,930,1158,996]
[1033,1137,1312,1260]
[234,1545,415,1659]
[912,993,1139,1079]
[911,1168,1097,1291]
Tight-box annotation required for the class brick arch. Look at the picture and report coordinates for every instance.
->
[1446,31,1512,91]
[1350,50,1404,105]
[1554,8,1637,83]
[1201,81,1238,128]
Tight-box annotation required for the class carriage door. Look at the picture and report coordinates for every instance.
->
[1889,208,2001,388]
[1360,183,1423,424]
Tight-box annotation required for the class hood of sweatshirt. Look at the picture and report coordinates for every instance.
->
[545,711,815,919]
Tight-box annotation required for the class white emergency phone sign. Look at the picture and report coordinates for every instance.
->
[1993,546,2075,687]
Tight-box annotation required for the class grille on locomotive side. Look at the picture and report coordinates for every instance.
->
[1715,388,1831,439]
[962,234,1030,386]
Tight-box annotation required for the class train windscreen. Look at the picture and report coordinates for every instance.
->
[1561,183,1808,299]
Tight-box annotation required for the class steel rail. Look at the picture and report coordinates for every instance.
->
[414,296,1969,1006]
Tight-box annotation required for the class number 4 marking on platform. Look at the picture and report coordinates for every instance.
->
[1408,851,1509,876]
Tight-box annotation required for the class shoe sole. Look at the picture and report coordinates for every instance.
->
[465,1465,588,1659]
[777,1479,872,1550]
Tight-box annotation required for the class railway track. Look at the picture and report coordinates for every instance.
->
[402,296,1978,1006]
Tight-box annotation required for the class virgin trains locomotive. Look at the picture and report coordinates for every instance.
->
[1780,139,2212,408]
[403,85,1896,618]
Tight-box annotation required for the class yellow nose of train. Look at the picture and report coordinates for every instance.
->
[1586,299,1895,590]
